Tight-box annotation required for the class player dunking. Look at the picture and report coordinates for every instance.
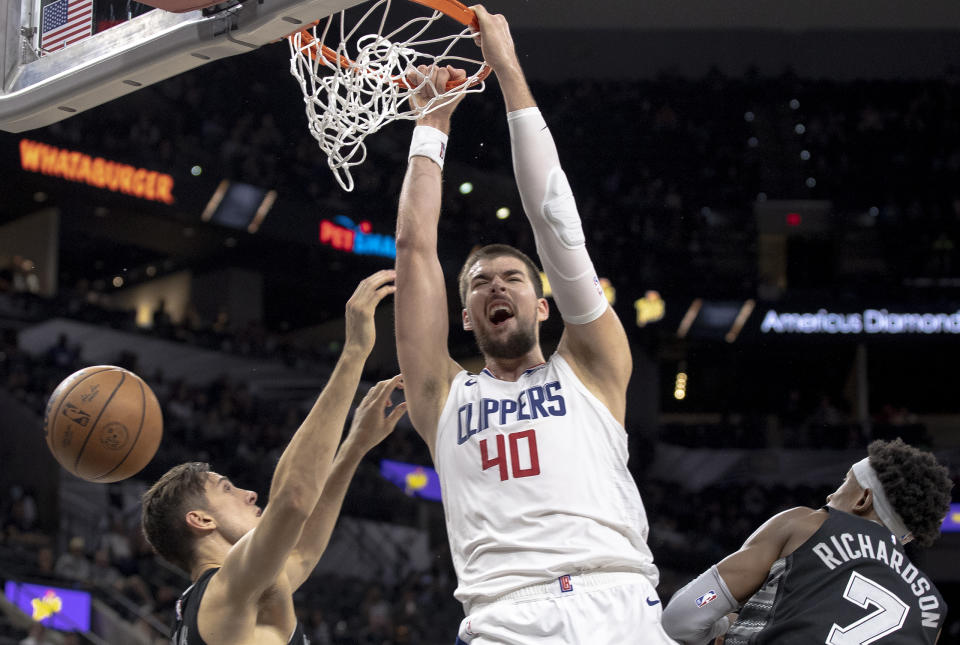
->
[662,438,952,644]
[140,271,406,645]
[394,7,674,643]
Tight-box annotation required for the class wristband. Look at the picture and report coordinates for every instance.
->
[408,125,448,170]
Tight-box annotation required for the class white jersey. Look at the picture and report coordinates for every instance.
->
[435,353,658,608]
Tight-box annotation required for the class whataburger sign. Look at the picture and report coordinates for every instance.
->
[761,308,960,335]
[19,139,174,204]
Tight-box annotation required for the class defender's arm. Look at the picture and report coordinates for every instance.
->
[215,272,393,603]
[662,507,821,644]
[284,376,407,590]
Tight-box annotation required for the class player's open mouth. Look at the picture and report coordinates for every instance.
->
[488,303,515,326]
[255,507,262,517]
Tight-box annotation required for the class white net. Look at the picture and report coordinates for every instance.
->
[288,0,489,191]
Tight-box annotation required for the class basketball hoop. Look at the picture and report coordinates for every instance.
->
[288,0,490,191]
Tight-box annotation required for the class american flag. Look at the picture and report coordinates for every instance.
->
[40,0,94,54]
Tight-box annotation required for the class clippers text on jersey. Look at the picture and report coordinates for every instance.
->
[456,381,567,444]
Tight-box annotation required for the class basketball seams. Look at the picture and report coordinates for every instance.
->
[47,365,162,482]
[72,371,126,473]
[92,376,148,481]
[48,366,116,462]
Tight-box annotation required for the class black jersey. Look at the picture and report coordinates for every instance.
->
[171,568,308,645]
[726,507,945,645]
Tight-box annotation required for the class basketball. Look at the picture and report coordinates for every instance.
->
[43,366,163,483]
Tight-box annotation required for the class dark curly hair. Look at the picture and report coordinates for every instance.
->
[141,462,211,571]
[868,438,953,547]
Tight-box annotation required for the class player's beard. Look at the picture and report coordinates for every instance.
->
[474,321,537,360]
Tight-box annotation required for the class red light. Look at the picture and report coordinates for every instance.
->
[319,220,355,252]
[786,212,802,227]
[359,220,372,234]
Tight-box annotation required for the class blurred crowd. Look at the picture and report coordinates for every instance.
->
[38,61,960,305]
[2,316,958,642]
[2,33,960,642]
[0,326,452,644]
[0,282,345,380]
[0,491,463,645]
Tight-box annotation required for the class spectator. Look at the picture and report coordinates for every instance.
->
[309,607,332,645]
[99,516,136,574]
[361,585,392,641]
[151,300,173,337]
[805,394,845,427]
[90,548,155,610]
[54,537,91,583]
[19,623,52,645]
[44,335,77,370]
[35,547,56,579]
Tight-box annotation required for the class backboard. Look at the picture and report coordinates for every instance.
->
[0,0,364,133]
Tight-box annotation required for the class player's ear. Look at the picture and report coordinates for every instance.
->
[854,488,874,515]
[536,297,549,322]
[185,509,215,532]
[462,308,472,331]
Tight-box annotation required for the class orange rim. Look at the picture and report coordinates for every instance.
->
[407,0,478,28]
[289,0,491,91]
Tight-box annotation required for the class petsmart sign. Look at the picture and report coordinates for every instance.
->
[319,215,396,259]
[760,308,960,335]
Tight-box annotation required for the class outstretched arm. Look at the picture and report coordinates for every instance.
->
[216,271,395,603]
[284,375,407,590]
[395,65,467,457]
[473,6,631,423]
[662,507,822,644]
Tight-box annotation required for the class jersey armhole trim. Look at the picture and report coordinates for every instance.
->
[433,369,471,471]
[550,352,627,436]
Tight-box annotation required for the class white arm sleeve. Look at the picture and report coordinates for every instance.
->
[508,107,608,325]
[661,565,738,644]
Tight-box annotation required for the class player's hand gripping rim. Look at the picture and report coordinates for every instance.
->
[469,5,520,74]
[407,64,468,125]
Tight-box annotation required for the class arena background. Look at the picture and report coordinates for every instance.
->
[0,0,959,643]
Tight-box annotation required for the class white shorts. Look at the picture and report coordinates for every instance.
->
[456,572,678,645]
